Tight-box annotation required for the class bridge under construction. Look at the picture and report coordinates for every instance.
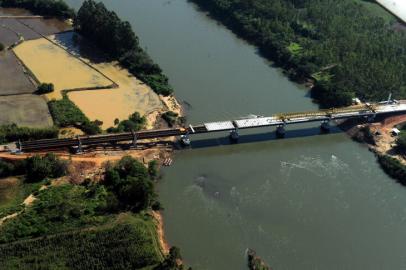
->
[18,100,406,152]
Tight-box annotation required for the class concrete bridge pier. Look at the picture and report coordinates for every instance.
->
[320,120,331,133]
[276,124,286,138]
[366,114,376,122]
[131,130,138,148]
[76,136,83,154]
[229,128,239,142]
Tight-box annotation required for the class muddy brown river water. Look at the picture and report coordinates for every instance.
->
[64,1,406,269]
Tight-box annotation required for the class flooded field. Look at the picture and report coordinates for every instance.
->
[13,37,113,100]
[0,51,35,95]
[51,32,163,129]
[0,94,53,127]
[69,62,163,129]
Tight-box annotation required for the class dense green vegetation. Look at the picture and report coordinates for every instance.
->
[0,124,58,144]
[0,216,161,270]
[0,184,111,243]
[104,156,160,212]
[0,0,74,18]
[0,42,4,51]
[0,154,66,181]
[48,96,101,134]
[190,0,406,108]
[36,82,54,94]
[0,155,189,269]
[74,0,173,96]
[377,155,406,185]
[25,154,67,182]
[107,112,146,133]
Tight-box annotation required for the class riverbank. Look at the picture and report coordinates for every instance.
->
[343,114,406,182]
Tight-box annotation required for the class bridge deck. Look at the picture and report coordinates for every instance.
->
[18,101,406,152]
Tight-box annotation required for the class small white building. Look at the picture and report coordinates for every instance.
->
[391,128,401,136]
[352,98,361,105]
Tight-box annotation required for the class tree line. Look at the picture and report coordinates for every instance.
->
[190,0,406,108]
[0,0,74,18]
[74,0,173,96]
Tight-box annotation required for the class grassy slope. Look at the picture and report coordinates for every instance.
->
[0,178,44,219]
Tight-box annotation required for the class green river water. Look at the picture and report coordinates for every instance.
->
[65,1,406,269]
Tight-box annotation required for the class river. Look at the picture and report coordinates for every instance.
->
[65,1,406,269]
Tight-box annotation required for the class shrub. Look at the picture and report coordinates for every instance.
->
[0,43,5,51]
[37,83,54,94]
[0,124,58,144]
[48,96,101,134]
[25,154,67,182]
[161,111,178,127]
[0,159,15,178]
[107,111,146,133]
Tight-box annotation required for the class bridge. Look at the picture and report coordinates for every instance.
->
[17,100,406,152]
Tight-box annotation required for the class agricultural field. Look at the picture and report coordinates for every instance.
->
[13,38,113,100]
[19,18,72,36]
[0,18,40,40]
[0,51,35,95]
[0,95,53,128]
[0,25,19,47]
[69,62,163,129]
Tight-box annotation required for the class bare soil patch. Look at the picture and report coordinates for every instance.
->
[0,50,35,95]
[0,94,53,127]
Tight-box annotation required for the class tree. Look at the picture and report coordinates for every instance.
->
[37,83,54,94]
[148,160,159,180]
[75,0,173,96]
[0,43,5,51]
[103,156,157,212]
